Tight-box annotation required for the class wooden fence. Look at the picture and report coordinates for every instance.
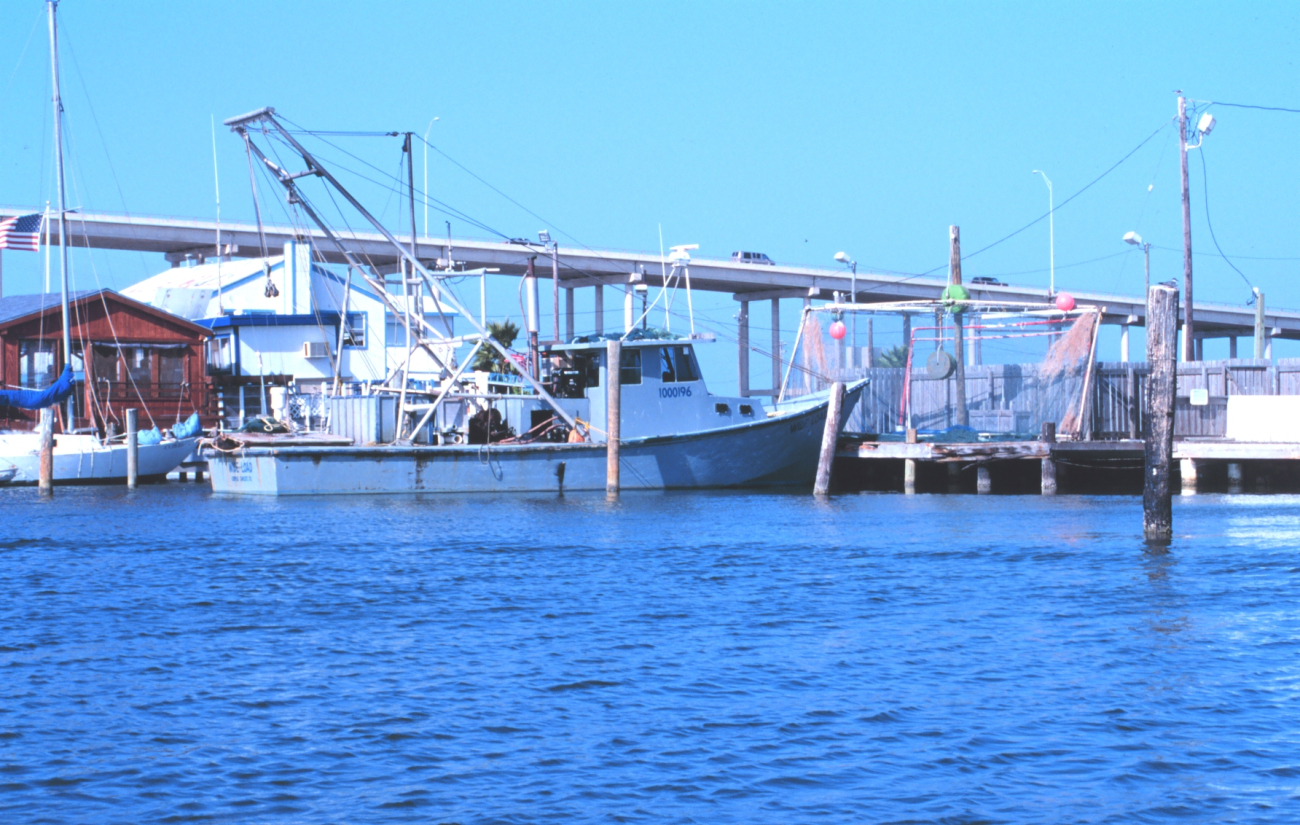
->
[823,358,1300,439]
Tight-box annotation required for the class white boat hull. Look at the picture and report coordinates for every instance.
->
[206,383,864,495]
[0,433,199,485]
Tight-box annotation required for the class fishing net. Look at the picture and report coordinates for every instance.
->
[782,302,1100,439]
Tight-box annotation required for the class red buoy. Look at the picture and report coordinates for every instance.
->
[829,320,847,340]
[1055,292,1076,312]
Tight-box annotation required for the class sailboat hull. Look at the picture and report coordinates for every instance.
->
[0,434,199,485]
[205,384,864,495]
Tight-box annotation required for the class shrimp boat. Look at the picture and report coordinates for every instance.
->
[0,2,199,486]
[202,108,863,495]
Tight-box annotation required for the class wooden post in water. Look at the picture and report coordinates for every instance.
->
[1040,421,1057,495]
[949,226,968,427]
[38,407,54,496]
[1227,462,1243,493]
[814,382,845,496]
[976,463,991,494]
[605,340,621,495]
[1180,458,1199,495]
[904,427,917,495]
[126,407,139,490]
[1144,285,1178,542]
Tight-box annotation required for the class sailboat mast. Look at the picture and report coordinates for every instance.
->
[47,0,72,420]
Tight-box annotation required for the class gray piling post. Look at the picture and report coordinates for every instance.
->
[1041,422,1057,495]
[903,427,918,494]
[1180,458,1199,495]
[606,340,620,496]
[1227,462,1242,493]
[976,464,991,494]
[814,382,846,496]
[1144,286,1178,543]
[38,407,54,496]
[126,407,139,490]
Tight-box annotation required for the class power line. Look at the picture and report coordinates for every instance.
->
[1207,101,1300,114]
[1197,146,1254,295]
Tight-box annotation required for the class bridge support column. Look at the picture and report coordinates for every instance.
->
[738,300,750,398]
[594,285,604,335]
[1121,324,1130,362]
[565,288,574,342]
[771,299,780,397]
[1229,336,1237,359]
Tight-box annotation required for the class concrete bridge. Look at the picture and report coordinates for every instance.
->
[2,206,1294,392]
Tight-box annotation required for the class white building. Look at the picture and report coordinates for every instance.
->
[123,242,457,395]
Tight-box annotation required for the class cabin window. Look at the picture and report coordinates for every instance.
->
[159,349,186,385]
[342,312,366,348]
[670,346,700,382]
[619,349,642,385]
[19,341,57,389]
[656,347,676,382]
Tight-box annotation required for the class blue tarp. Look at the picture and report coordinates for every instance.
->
[172,412,202,439]
[0,365,74,410]
[138,427,162,446]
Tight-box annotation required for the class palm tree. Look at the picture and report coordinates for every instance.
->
[877,344,909,368]
[472,320,520,373]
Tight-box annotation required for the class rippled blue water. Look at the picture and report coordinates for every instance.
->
[2,486,1299,823]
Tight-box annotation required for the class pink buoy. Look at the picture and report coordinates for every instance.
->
[1055,292,1076,312]
[829,320,847,340]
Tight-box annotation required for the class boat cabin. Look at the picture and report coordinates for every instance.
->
[0,289,213,434]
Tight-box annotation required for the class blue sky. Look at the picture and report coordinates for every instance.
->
[1,1,1297,389]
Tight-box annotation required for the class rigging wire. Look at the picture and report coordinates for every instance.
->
[1205,101,1300,114]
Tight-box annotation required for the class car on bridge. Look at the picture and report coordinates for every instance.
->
[732,251,774,265]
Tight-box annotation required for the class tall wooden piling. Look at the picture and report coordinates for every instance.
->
[1254,289,1266,359]
[38,407,54,496]
[1144,286,1178,542]
[605,340,621,495]
[814,382,845,496]
[976,464,991,494]
[1040,422,1057,495]
[126,407,139,490]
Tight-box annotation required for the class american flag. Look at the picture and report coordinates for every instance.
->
[0,213,43,252]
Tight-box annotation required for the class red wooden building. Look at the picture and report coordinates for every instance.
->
[0,289,212,433]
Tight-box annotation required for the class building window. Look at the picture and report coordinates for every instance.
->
[19,341,57,389]
[123,347,152,384]
[159,349,185,385]
[93,344,120,382]
[342,312,366,348]
[207,337,232,374]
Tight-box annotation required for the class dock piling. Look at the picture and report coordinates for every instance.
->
[605,340,620,496]
[1227,462,1243,493]
[1180,458,1200,495]
[904,428,917,495]
[814,382,846,496]
[126,407,139,490]
[38,407,54,496]
[1144,286,1178,543]
[976,464,991,494]
[1041,422,1057,495]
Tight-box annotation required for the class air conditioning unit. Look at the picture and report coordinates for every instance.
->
[303,341,330,358]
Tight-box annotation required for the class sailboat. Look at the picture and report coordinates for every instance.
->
[202,108,864,495]
[0,1,198,486]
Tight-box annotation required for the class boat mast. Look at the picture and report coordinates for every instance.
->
[47,0,72,425]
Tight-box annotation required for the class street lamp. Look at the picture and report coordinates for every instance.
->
[834,251,858,357]
[1123,231,1151,303]
[1032,170,1054,296]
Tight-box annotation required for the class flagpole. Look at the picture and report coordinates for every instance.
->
[43,202,51,292]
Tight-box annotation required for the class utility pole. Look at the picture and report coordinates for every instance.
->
[1178,94,1195,362]
[950,225,968,428]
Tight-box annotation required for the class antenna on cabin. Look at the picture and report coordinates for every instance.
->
[669,244,699,336]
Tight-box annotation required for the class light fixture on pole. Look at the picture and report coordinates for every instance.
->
[1031,170,1054,296]
[1123,231,1151,304]
[834,251,858,360]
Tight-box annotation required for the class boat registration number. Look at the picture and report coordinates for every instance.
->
[659,386,693,399]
